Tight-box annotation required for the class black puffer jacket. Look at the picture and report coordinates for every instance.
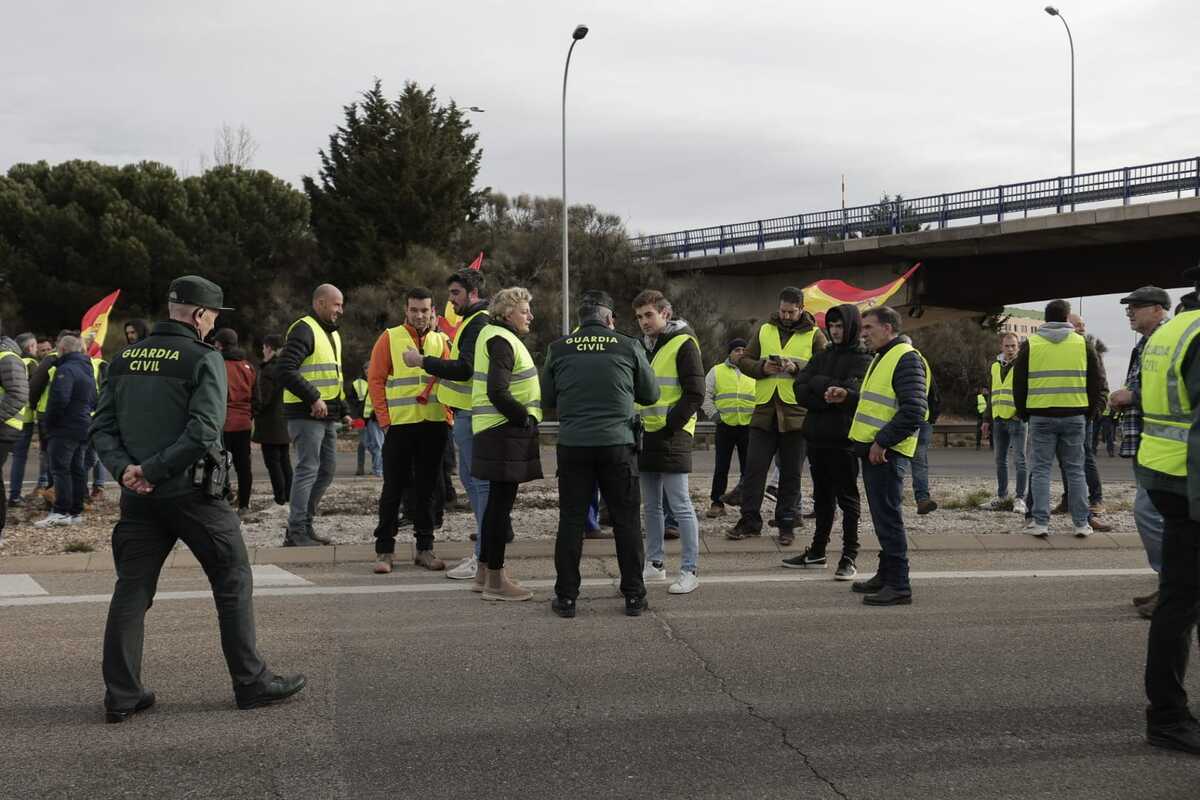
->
[638,320,704,474]
[852,335,929,457]
[794,305,872,449]
[252,356,290,446]
[471,321,544,485]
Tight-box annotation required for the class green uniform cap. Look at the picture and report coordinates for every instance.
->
[168,275,234,311]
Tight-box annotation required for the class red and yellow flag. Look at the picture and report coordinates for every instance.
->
[80,290,120,358]
[803,264,920,327]
[438,252,484,338]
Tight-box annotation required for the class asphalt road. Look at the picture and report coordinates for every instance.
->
[2,549,1194,799]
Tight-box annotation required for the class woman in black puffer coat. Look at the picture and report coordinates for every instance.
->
[786,304,872,577]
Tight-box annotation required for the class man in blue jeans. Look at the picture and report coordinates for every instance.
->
[981,332,1028,514]
[842,306,928,606]
[1012,299,1104,537]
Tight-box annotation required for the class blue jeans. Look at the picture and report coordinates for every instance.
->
[357,419,384,475]
[910,421,932,503]
[992,418,1027,499]
[84,444,108,489]
[862,454,910,591]
[8,423,33,501]
[1134,479,1164,573]
[453,411,487,558]
[641,472,699,574]
[1028,415,1089,527]
[48,437,87,516]
[287,419,338,537]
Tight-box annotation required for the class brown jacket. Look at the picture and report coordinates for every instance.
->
[737,313,827,432]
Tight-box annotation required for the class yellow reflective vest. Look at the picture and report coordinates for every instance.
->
[1026,332,1088,410]
[283,316,345,406]
[0,352,27,431]
[18,356,36,424]
[471,325,542,434]
[437,309,489,411]
[385,326,448,425]
[352,378,373,419]
[755,324,815,406]
[1137,310,1200,477]
[989,362,1016,420]
[848,341,930,458]
[713,363,755,427]
[639,334,699,435]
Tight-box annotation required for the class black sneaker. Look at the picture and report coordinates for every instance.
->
[8,496,22,508]
[834,558,857,581]
[765,485,778,502]
[551,596,577,619]
[782,548,826,569]
[624,595,649,617]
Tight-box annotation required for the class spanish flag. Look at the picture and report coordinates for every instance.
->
[80,290,120,358]
[438,252,484,338]
[803,264,920,327]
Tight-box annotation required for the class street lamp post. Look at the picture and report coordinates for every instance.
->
[561,24,589,335]
[1044,7,1075,207]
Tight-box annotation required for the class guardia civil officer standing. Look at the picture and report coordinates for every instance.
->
[541,290,659,618]
[91,276,304,723]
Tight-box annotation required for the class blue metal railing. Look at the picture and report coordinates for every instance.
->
[630,157,1200,259]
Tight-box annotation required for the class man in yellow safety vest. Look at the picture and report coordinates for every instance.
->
[0,322,31,540]
[980,332,1028,513]
[701,337,753,519]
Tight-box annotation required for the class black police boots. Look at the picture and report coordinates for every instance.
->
[236,674,307,710]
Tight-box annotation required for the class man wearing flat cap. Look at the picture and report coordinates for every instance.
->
[1109,286,1171,618]
[91,275,305,723]
[540,289,659,618]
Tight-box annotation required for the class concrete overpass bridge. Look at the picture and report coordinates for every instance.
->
[631,157,1200,324]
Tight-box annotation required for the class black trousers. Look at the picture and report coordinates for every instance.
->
[739,426,805,531]
[224,430,253,509]
[260,443,292,505]
[1145,490,1200,725]
[103,490,270,711]
[481,480,519,569]
[0,440,13,536]
[807,445,861,560]
[711,422,749,503]
[374,422,448,553]
[554,444,645,601]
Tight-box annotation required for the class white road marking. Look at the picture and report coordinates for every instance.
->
[0,567,1155,608]
[252,565,312,587]
[0,574,48,597]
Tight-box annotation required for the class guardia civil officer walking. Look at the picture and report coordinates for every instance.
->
[91,276,305,723]
[542,290,659,618]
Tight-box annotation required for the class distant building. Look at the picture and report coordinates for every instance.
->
[1000,307,1044,341]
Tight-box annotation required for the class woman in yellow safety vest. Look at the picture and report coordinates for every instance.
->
[469,287,543,602]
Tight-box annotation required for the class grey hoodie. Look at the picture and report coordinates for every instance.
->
[1012,322,1105,418]
[0,336,30,442]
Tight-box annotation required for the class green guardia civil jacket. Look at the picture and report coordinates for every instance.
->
[90,320,229,498]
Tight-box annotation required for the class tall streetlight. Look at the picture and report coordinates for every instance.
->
[1044,7,1075,198]
[561,23,589,335]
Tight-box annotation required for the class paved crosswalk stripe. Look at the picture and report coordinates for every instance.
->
[252,565,312,587]
[0,574,48,597]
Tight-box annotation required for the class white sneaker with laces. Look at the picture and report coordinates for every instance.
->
[1073,524,1093,538]
[446,555,477,580]
[67,515,83,525]
[643,562,667,582]
[1024,519,1049,537]
[1013,498,1027,515]
[34,513,71,528]
[668,570,699,595]
[982,496,1008,511]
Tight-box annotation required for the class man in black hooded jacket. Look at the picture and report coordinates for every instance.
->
[784,304,872,579]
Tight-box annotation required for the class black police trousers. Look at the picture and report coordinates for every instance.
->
[374,421,448,553]
[1145,490,1200,725]
[554,444,645,601]
[103,490,270,711]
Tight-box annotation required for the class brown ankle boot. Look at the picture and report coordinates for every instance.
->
[482,567,533,602]
[472,564,488,593]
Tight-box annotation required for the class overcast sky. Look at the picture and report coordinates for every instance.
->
[4,0,1198,384]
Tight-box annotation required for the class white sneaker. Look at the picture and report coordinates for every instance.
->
[446,555,477,580]
[668,570,700,595]
[1013,498,1027,515]
[1024,520,1049,537]
[34,513,71,528]
[67,515,83,525]
[982,496,1008,511]
[1073,524,1093,538]
[643,562,667,582]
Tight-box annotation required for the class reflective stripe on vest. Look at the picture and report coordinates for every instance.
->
[848,342,930,458]
[386,326,448,424]
[1137,310,1200,477]
[755,325,814,406]
[0,352,27,431]
[18,356,36,423]
[713,363,755,426]
[283,316,344,405]
[989,362,1016,420]
[470,325,542,434]
[437,309,489,410]
[638,334,699,435]
[352,378,373,418]
[1026,332,1088,409]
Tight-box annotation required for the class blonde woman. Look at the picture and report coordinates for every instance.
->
[470,287,543,601]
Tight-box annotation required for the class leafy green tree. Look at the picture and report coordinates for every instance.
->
[303,80,484,287]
